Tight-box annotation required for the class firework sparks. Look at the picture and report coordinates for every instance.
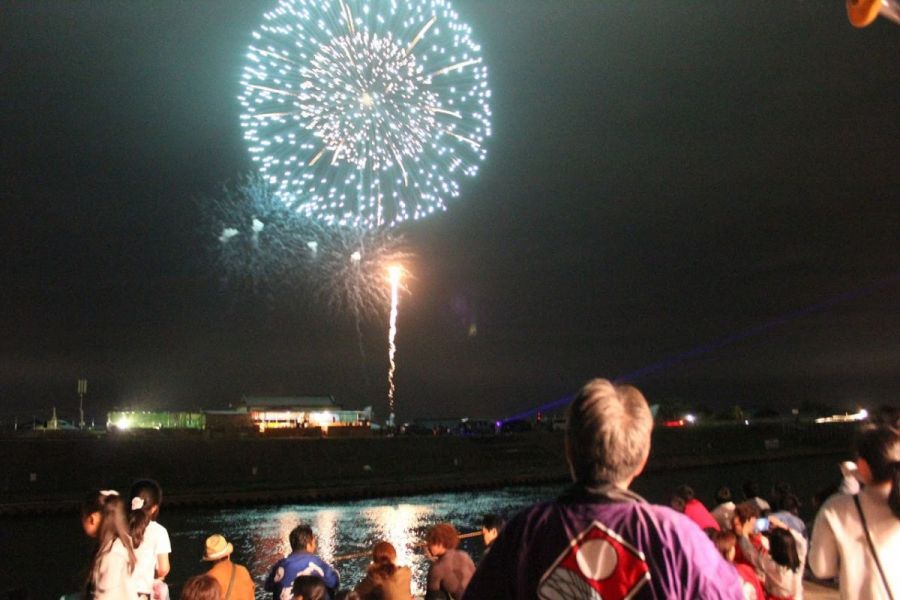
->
[208,174,410,322]
[238,0,491,229]
[206,174,315,292]
[309,225,410,322]
[386,264,403,419]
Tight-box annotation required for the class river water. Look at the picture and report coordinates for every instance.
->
[1,453,843,599]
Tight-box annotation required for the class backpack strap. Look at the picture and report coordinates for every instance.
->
[224,561,237,600]
[853,494,894,600]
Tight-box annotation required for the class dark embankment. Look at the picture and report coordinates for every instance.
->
[0,422,853,515]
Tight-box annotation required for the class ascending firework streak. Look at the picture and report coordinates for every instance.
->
[386,265,403,420]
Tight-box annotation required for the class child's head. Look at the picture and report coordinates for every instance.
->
[481,514,506,547]
[129,479,163,549]
[711,531,737,563]
[291,575,326,600]
[767,528,801,572]
[98,494,130,544]
[714,486,732,505]
[372,541,397,565]
[368,541,398,577]
[81,489,118,538]
[426,523,459,558]
[181,574,223,600]
[731,501,760,535]
[130,478,163,515]
[289,524,316,553]
[668,484,695,513]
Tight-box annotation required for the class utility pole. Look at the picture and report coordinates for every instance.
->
[77,378,87,429]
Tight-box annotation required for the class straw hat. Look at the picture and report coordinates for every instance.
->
[203,534,234,561]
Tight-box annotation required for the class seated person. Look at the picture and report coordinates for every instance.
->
[479,515,505,555]
[181,574,223,600]
[711,485,737,531]
[737,516,806,600]
[712,531,764,600]
[670,484,720,534]
[353,541,412,600]
[203,534,255,600]
[425,523,475,600]
[769,494,806,536]
[265,525,339,600]
[730,502,768,573]
[292,575,327,600]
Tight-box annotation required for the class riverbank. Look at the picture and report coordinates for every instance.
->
[0,421,854,515]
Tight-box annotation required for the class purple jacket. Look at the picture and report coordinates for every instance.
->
[464,485,745,600]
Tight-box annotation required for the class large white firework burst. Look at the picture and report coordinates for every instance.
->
[239,0,491,229]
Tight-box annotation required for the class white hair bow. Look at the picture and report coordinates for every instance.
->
[131,497,145,510]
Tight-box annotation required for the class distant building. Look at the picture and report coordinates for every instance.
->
[242,395,372,433]
[107,410,205,431]
[204,408,254,433]
[104,396,373,435]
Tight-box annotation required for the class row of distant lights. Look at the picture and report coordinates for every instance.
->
[113,409,871,432]
[663,409,870,428]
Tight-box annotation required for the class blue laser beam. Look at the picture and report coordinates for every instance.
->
[501,269,900,424]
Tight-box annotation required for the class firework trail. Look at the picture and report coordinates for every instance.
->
[238,0,491,228]
[386,265,403,420]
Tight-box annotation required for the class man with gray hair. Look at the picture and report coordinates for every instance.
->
[464,379,744,599]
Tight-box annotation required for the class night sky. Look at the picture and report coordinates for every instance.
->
[1,1,898,422]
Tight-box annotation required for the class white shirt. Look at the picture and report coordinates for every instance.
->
[809,487,900,600]
[129,520,172,594]
[93,538,138,599]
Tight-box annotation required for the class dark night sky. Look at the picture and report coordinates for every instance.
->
[1,1,898,422]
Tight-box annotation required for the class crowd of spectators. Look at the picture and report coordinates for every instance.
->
[72,379,898,600]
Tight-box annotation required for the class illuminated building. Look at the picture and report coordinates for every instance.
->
[242,396,372,434]
[103,396,373,435]
[107,410,205,431]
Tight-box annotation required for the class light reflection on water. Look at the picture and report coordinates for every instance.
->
[359,504,432,589]
[164,486,558,599]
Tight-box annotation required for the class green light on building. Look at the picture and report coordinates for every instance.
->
[107,411,205,431]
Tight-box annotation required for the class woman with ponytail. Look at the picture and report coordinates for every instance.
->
[128,479,171,599]
[81,490,137,599]
[353,541,413,600]
[809,424,899,599]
